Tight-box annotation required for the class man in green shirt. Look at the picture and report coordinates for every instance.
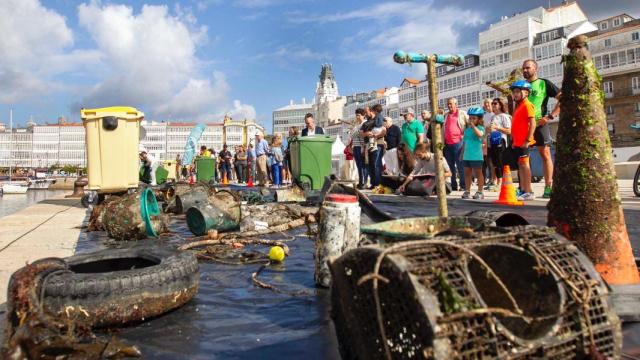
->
[401,107,424,152]
[523,59,561,198]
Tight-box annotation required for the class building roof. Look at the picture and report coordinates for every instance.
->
[274,103,314,111]
[584,18,640,38]
[401,78,420,85]
[594,13,635,23]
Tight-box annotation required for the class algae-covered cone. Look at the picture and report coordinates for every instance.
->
[548,35,640,285]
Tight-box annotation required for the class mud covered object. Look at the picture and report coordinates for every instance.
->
[2,258,141,358]
[186,190,241,235]
[330,225,621,359]
[41,244,199,327]
[239,203,318,231]
[102,192,169,240]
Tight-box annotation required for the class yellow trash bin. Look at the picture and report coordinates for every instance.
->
[81,106,144,193]
[162,160,177,181]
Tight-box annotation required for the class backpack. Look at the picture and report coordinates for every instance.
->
[490,131,503,147]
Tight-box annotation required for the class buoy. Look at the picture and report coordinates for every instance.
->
[315,193,361,288]
[269,246,286,262]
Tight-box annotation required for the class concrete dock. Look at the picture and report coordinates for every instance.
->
[0,195,86,304]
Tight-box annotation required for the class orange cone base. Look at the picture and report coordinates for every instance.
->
[495,199,524,206]
[563,209,640,286]
[494,165,523,206]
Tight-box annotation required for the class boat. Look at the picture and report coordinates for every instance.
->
[3,109,28,195]
[1,183,28,194]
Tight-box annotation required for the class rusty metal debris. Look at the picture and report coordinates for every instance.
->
[330,225,622,359]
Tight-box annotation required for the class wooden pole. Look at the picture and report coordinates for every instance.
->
[426,57,448,217]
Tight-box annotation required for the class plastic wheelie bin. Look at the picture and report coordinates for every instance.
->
[289,136,335,190]
[196,157,216,183]
[81,106,144,206]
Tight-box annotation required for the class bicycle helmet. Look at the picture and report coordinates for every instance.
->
[510,79,532,91]
[467,107,485,117]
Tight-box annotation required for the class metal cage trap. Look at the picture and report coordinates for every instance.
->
[329,225,622,359]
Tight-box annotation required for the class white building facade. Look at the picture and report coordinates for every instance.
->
[272,101,315,138]
[0,118,263,168]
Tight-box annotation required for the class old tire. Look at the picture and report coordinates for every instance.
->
[41,244,199,327]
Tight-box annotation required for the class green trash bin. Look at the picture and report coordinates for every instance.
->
[156,165,169,185]
[290,136,334,190]
[195,157,216,183]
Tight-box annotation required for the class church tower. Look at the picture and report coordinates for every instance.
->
[315,64,339,104]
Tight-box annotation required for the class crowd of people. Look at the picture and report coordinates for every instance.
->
[140,59,558,200]
[342,58,560,201]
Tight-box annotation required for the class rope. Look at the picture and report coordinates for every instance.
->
[251,262,311,297]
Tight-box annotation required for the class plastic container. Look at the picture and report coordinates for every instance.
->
[289,136,335,190]
[156,166,169,185]
[140,188,161,237]
[186,190,241,235]
[162,160,177,181]
[81,106,144,193]
[196,157,216,183]
[315,193,360,287]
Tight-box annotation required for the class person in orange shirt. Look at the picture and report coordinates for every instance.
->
[508,80,537,201]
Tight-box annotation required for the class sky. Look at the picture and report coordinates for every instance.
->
[1,0,638,132]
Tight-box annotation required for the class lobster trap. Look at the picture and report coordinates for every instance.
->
[329,225,622,359]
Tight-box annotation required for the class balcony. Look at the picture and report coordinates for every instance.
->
[604,91,614,99]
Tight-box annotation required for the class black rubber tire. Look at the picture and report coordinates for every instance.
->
[634,164,640,197]
[41,244,199,327]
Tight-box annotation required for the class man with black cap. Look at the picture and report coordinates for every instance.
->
[400,107,424,152]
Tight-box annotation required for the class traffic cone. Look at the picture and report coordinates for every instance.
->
[247,172,254,187]
[223,173,229,185]
[494,166,523,206]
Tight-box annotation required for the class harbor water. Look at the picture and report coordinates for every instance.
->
[0,190,67,219]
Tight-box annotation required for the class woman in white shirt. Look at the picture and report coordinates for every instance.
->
[488,97,512,189]
[381,142,415,190]
[398,142,452,196]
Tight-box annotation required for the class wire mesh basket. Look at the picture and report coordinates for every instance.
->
[330,225,621,359]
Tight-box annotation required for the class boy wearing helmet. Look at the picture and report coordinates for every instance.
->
[509,80,537,201]
[461,107,486,199]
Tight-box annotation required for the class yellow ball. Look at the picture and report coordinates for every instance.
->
[269,246,286,262]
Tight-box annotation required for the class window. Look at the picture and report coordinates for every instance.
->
[602,54,610,68]
[613,18,621,27]
[607,123,615,134]
[635,102,640,112]
[600,22,608,30]
[603,81,613,94]
[633,32,640,41]
[633,77,640,91]
[606,105,614,115]
[604,39,612,48]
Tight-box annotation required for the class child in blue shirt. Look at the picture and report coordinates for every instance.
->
[461,107,485,199]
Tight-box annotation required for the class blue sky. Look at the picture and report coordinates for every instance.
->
[1,0,638,132]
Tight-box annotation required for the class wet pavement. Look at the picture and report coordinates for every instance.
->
[19,190,640,358]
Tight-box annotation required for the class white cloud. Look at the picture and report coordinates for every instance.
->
[0,0,78,102]
[226,99,257,120]
[76,2,254,120]
[290,1,484,68]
